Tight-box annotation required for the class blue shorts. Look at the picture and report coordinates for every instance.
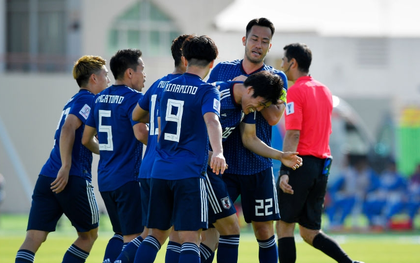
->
[147,177,208,231]
[100,181,143,235]
[205,169,236,224]
[223,167,280,223]
[139,178,150,227]
[28,175,99,233]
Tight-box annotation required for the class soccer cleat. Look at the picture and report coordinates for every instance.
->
[353,261,365,263]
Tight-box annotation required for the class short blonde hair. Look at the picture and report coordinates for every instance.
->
[73,55,106,87]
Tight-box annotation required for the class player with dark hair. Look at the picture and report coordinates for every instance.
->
[201,71,302,263]
[207,17,287,263]
[128,34,192,263]
[15,55,109,263]
[82,49,148,263]
[276,42,363,263]
[132,35,225,263]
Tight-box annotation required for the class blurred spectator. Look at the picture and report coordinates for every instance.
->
[326,158,380,229]
[362,160,407,229]
[407,164,420,227]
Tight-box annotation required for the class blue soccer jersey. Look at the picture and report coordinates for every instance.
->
[86,85,143,191]
[207,59,288,175]
[40,89,95,181]
[138,73,182,179]
[214,81,256,142]
[151,73,220,180]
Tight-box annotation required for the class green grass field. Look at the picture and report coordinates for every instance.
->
[1,214,419,263]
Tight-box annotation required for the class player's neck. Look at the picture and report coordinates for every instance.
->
[186,65,210,80]
[242,58,264,75]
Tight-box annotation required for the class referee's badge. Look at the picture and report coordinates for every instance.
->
[221,197,231,209]
[286,102,294,115]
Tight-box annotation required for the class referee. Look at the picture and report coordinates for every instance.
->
[276,43,363,263]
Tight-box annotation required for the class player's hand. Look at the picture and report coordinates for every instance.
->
[51,167,70,194]
[281,152,303,170]
[279,174,294,195]
[210,152,227,175]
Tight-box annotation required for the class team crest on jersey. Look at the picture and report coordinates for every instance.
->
[286,102,294,115]
[221,197,231,209]
[79,104,91,120]
[213,98,220,113]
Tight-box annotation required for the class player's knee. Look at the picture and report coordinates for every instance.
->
[252,222,274,240]
[25,230,48,244]
[78,228,98,244]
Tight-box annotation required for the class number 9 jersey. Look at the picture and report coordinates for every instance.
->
[152,73,220,180]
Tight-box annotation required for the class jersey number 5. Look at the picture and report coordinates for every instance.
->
[98,110,113,151]
[164,99,184,142]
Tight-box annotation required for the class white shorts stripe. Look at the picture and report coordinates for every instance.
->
[204,173,222,214]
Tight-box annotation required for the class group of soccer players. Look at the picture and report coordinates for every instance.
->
[16,16,366,263]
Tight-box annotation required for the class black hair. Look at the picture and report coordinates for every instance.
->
[182,35,218,67]
[246,17,275,38]
[244,71,284,105]
[171,34,191,67]
[283,43,312,73]
[110,49,142,80]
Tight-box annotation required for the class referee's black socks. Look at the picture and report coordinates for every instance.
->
[312,232,352,263]
[277,237,296,263]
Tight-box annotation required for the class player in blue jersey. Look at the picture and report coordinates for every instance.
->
[82,49,148,263]
[202,71,302,263]
[117,34,191,263]
[133,35,225,263]
[15,55,109,263]
[207,18,287,263]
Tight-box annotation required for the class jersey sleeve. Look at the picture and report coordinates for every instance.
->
[201,85,220,117]
[86,96,98,128]
[274,70,288,102]
[70,94,94,124]
[138,90,150,112]
[242,111,256,124]
[284,86,303,130]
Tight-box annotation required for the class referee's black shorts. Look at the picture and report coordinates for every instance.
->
[276,155,328,230]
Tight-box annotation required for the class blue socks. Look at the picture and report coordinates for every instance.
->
[218,235,240,263]
[133,236,161,263]
[179,242,200,263]
[62,244,89,263]
[115,236,144,263]
[165,241,181,263]
[258,235,278,263]
[199,243,215,263]
[15,249,35,263]
[103,233,123,263]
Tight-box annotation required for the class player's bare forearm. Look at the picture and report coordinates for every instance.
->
[134,123,148,145]
[260,101,285,126]
[241,123,282,159]
[204,112,226,175]
[82,125,99,154]
[132,104,150,123]
[53,115,81,193]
